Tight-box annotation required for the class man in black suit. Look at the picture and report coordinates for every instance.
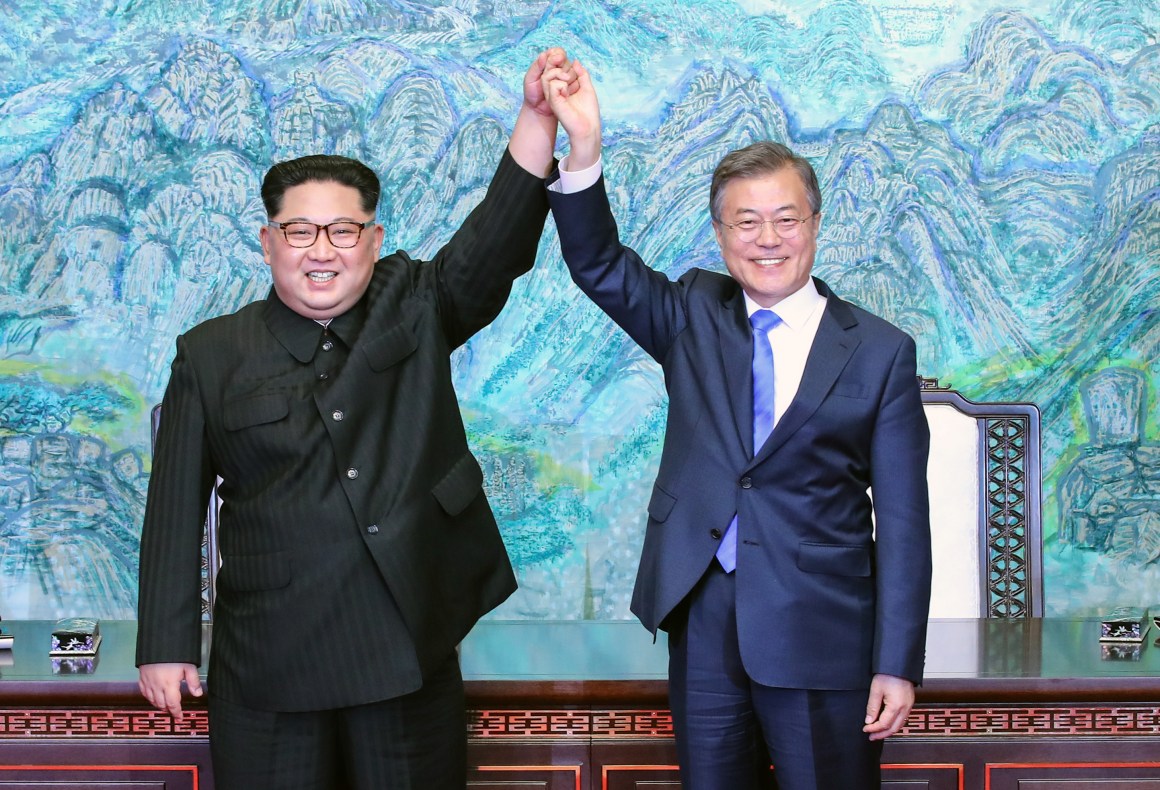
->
[541,63,932,789]
[136,49,576,789]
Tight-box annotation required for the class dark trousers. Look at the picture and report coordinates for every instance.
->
[667,561,882,790]
[207,651,466,790]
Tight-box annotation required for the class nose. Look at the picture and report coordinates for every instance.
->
[308,231,338,258]
[755,220,782,244]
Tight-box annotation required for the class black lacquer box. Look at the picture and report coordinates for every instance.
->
[49,617,102,656]
[1099,607,1148,642]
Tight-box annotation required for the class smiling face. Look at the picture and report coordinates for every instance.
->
[259,180,384,320]
[713,167,820,308]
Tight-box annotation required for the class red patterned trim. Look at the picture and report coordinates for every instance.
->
[470,706,1160,739]
[901,706,1160,736]
[6,705,1157,739]
[471,710,674,738]
[0,709,209,737]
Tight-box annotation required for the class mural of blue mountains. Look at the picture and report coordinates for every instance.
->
[0,0,1156,618]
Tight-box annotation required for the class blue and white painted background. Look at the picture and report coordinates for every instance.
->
[0,0,1157,621]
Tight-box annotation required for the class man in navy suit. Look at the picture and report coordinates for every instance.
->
[542,63,932,789]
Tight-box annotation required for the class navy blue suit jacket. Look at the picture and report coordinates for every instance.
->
[549,176,932,689]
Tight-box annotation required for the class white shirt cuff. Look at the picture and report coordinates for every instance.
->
[549,155,603,194]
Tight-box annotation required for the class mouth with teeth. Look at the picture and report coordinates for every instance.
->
[307,271,337,282]
[754,258,787,267]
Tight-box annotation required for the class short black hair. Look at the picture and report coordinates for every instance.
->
[709,141,821,220]
[261,155,381,217]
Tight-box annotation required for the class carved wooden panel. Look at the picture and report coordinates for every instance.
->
[986,761,1160,789]
[0,739,210,790]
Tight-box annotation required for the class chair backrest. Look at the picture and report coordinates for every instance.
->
[920,379,1043,618]
[150,404,221,621]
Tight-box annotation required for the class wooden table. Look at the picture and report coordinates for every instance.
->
[2,618,1159,788]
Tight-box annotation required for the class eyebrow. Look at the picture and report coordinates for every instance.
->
[732,203,800,216]
[277,215,365,223]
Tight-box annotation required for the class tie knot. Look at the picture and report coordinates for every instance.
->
[750,309,781,333]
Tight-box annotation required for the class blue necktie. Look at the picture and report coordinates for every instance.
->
[716,309,781,573]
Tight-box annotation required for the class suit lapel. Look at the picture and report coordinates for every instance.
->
[718,290,755,457]
[752,285,861,464]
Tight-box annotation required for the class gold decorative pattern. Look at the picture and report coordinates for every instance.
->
[469,707,1160,739]
[0,710,209,737]
[4,706,1158,739]
[902,706,1160,736]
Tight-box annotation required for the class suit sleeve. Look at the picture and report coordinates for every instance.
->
[868,333,932,683]
[135,336,216,667]
[428,148,551,348]
[547,173,687,363]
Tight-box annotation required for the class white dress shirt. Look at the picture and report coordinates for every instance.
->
[743,285,826,427]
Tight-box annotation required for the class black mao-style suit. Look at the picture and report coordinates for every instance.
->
[548,173,932,786]
[136,151,546,720]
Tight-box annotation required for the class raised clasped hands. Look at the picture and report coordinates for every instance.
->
[511,47,599,173]
[511,47,581,176]
[525,47,578,118]
[541,56,601,170]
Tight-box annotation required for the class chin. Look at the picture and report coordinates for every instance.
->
[292,302,337,320]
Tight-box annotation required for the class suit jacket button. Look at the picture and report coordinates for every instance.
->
[322,340,334,352]
[366,524,379,535]
[710,528,722,539]
[346,468,359,479]
[332,409,344,421]
[740,477,752,489]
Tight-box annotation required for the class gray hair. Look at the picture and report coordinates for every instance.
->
[709,141,821,220]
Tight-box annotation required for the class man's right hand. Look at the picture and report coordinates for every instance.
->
[542,59,602,170]
[138,662,203,722]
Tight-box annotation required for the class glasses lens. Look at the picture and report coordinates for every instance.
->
[733,218,806,242]
[326,222,363,248]
[281,223,318,247]
[737,223,760,242]
[773,219,801,239]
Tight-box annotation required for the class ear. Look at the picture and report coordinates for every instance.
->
[371,223,385,256]
[712,220,726,250]
[259,224,273,266]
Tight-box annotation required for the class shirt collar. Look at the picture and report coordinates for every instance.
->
[262,288,367,362]
[742,277,825,330]
[326,300,365,346]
